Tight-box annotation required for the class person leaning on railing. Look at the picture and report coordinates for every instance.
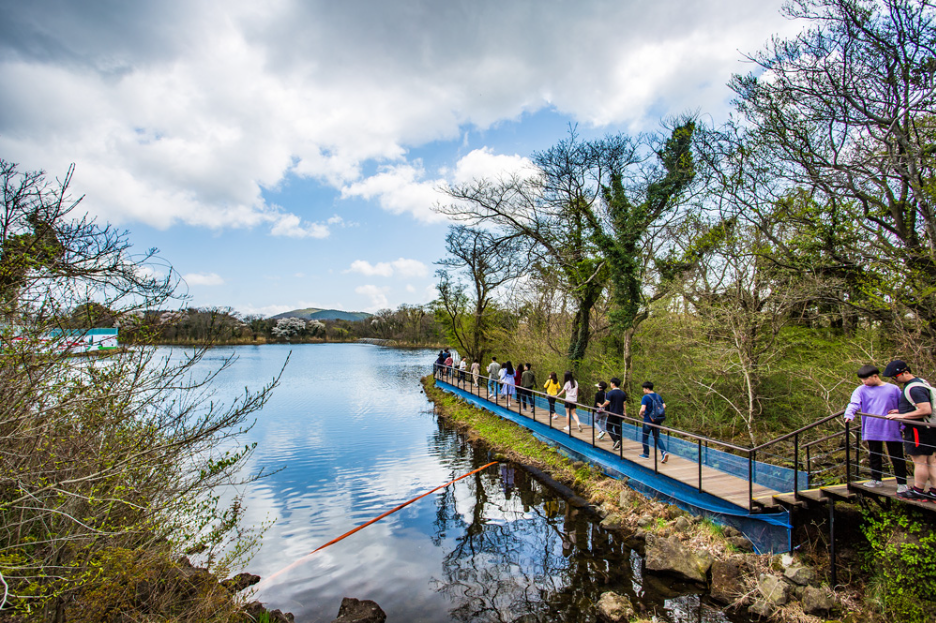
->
[843,364,907,493]
[883,360,936,502]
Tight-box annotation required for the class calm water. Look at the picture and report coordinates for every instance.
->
[176,344,748,623]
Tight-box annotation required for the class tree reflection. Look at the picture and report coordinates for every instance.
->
[424,436,747,623]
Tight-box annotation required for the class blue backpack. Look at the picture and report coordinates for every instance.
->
[647,393,666,422]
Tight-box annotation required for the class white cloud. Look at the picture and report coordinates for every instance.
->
[341,162,448,223]
[0,0,799,232]
[406,284,416,293]
[183,272,225,286]
[355,284,390,312]
[346,258,428,278]
[452,148,536,186]
[268,213,330,238]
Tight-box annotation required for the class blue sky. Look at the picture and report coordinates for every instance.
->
[0,0,799,316]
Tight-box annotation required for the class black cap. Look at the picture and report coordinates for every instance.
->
[883,360,910,377]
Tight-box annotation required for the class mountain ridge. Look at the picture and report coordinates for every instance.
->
[270,307,372,322]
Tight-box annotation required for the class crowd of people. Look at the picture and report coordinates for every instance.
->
[434,351,936,502]
[846,360,936,502]
[433,350,670,463]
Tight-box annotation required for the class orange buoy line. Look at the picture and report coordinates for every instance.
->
[256,460,498,589]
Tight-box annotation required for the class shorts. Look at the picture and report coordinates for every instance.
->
[902,421,936,456]
[564,401,576,409]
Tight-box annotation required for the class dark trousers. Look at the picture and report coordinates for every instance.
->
[547,397,557,414]
[642,422,667,456]
[519,387,533,409]
[607,414,623,443]
[867,439,907,484]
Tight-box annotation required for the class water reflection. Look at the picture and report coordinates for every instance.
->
[175,345,751,623]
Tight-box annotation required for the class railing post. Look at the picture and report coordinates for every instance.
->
[845,419,851,487]
[698,438,703,492]
[794,432,800,495]
[748,450,755,513]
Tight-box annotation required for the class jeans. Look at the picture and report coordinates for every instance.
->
[642,422,667,456]
[488,378,499,395]
[594,411,608,433]
[867,439,907,484]
[547,396,556,414]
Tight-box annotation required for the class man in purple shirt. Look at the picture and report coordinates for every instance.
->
[844,364,907,492]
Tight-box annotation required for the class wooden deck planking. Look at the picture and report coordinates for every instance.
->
[492,406,783,512]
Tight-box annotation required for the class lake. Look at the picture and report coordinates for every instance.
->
[179,343,749,623]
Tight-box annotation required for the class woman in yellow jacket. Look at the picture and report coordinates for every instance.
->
[544,372,561,420]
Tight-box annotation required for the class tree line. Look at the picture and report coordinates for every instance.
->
[431,0,936,447]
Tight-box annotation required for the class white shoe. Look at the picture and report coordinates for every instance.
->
[551,414,559,420]
[597,431,606,440]
[896,484,909,494]
[865,479,883,488]
[562,426,570,431]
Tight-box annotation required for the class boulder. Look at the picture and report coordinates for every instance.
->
[242,603,294,623]
[596,591,635,622]
[672,516,692,532]
[636,516,653,528]
[600,514,625,530]
[619,489,635,507]
[726,536,754,552]
[723,526,742,538]
[748,599,772,618]
[644,536,713,583]
[332,598,386,623]
[221,572,261,593]
[758,574,790,606]
[710,560,743,605]
[801,586,835,615]
[783,564,817,586]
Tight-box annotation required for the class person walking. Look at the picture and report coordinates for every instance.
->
[459,358,468,382]
[544,372,561,420]
[600,377,627,450]
[486,356,501,398]
[499,361,516,408]
[843,364,907,492]
[593,381,609,440]
[639,381,668,463]
[470,360,481,387]
[558,371,583,432]
[884,360,936,501]
[520,363,536,411]
[444,352,454,379]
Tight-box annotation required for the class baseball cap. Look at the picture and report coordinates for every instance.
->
[883,360,910,377]
[595,381,607,389]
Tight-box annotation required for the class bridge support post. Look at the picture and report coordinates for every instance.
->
[829,498,837,588]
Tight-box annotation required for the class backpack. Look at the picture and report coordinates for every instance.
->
[902,379,936,424]
[647,393,666,423]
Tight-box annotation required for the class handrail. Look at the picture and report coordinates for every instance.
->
[751,411,845,451]
[435,364,749,452]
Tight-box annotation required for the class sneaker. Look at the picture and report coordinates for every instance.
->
[638,454,650,459]
[612,441,621,450]
[597,431,606,440]
[922,488,936,502]
[562,426,570,431]
[896,484,909,494]
[551,414,559,420]
[661,451,669,464]
[865,479,884,488]
[897,487,930,501]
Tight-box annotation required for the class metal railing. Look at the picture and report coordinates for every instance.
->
[432,365,936,510]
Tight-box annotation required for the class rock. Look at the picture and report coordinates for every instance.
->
[748,599,772,618]
[631,528,649,542]
[673,517,692,532]
[332,598,386,623]
[779,553,795,568]
[242,602,294,623]
[619,489,635,507]
[758,574,790,606]
[801,586,835,615]
[665,505,687,519]
[636,516,652,528]
[221,572,261,593]
[783,564,817,586]
[723,526,742,538]
[644,536,713,583]
[596,591,635,622]
[600,514,625,530]
[710,560,743,604]
[726,536,754,552]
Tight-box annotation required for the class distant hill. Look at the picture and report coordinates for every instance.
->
[270,307,372,322]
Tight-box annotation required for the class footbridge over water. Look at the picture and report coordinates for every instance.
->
[431,366,935,572]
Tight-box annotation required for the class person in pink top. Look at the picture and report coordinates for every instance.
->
[844,364,907,492]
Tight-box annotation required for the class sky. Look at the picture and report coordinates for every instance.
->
[0,0,801,317]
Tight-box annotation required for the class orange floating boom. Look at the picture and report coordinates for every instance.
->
[257,460,498,588]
